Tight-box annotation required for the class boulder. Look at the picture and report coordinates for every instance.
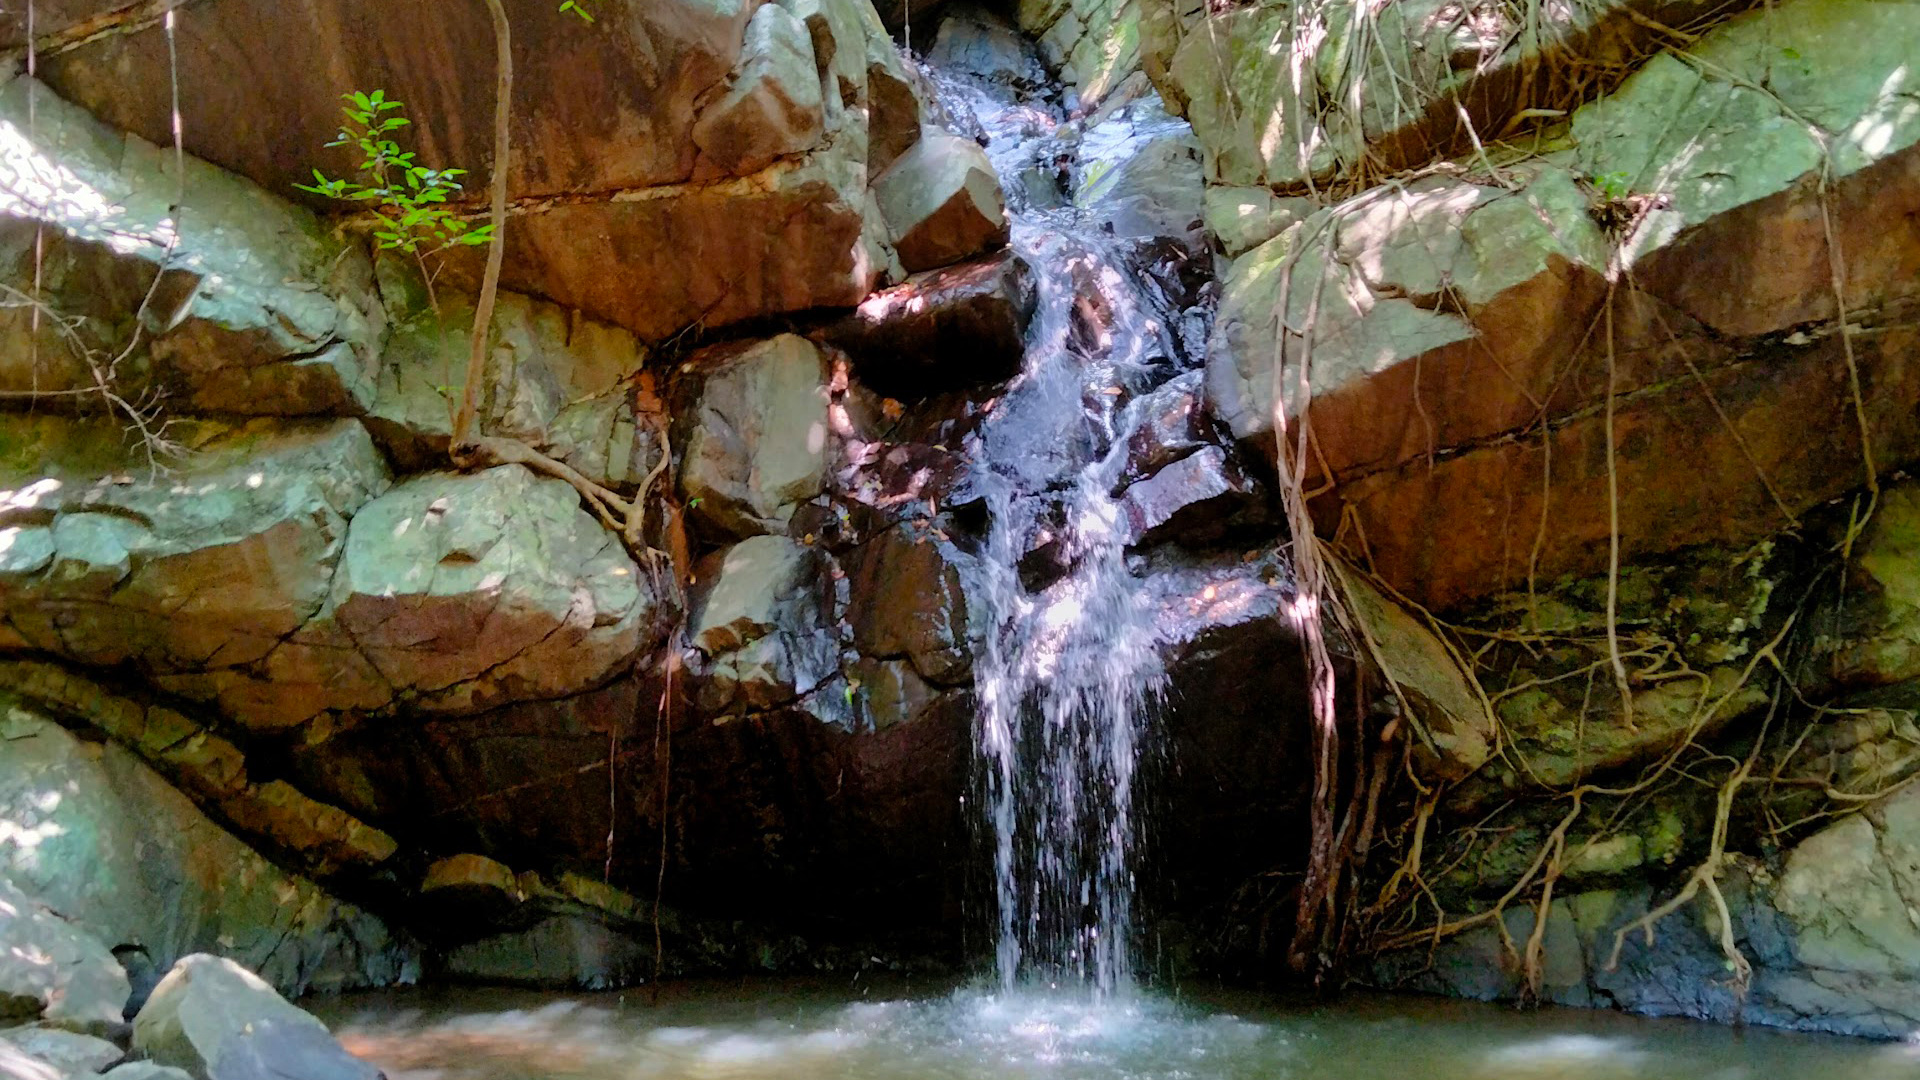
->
[692,4,826,177]
[132,955,376,1080]
[819,250,1035,397]
[688,536,839,714]
[928,6,1045,85]
[0,700,413,997]
[105,1066,193,1080]
[679,335,833,541]
[1116,445,1266,549]
[0,1028,123,1075]
[0,80,382,417]
[845,525,973,685]
[872,134,1010,273]
[0,878,129,1035]
[1016,0,1144,107]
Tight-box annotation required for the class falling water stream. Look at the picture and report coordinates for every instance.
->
[946,53,1182,998]
[316,16,1920,1080]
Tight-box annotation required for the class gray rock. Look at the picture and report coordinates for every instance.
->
[873,133,1010,273]
[689,536,839,714]
[0,878,128,1035]
[680,335,833,541]
[693,3,826,177]
[365,273,652,489]
[0,418,391,725]
[928,6,1044,84]
[0,702,412,998]
[0,1027,124,1075]
[133,955,374,1080]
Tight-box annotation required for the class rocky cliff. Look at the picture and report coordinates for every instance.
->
[0,0,1916,1046]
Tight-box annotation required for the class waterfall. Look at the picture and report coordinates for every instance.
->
[924,24,1199,998]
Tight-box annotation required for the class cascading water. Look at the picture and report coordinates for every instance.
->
[922,20,1204,998]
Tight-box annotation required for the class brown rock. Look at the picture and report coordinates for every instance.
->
[820,250,1035,397]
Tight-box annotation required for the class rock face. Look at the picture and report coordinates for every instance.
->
[133,955,376,1080]
[679,335,834,542]
[27,0,1007,344]
[0,698,412,998]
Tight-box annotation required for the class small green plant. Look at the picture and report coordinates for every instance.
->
[558,1,595,21]
[1589,170,1633,200]
[296,90,493,257]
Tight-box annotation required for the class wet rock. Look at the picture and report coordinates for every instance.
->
[1018,0,1144,107]
[1117,446,1266,549]
[0,1027,124,1075]
[928,5,1045,85]
[1072,97,1206,250]
[365,276,652,489]
[820,250,1035,397]
[0,80,383,417]
[873,134,1010,273]
[846,525,973,684]
[0,417,390,686]
[689,536,839,714]
[680,335,833,541]
[104,1064,193,1080]
[693,4,826,177]
[1118,371,1211,481]
[847,657,948,730]
[0,878,129,1035]
[0,698,414,998]
[133,955,376,1080]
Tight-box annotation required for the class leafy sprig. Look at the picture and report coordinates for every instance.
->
[295,90,493,255]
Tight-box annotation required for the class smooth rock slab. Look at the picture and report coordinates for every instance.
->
[0,1027,123,1075]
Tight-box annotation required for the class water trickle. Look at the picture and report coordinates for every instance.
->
[923,29,1204,997]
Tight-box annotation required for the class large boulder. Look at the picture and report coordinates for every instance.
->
[846,524,973,685]
[132,955,376,1080]
[820,250,1035,397]
[0,79,383,416]
[679,335,833,542]
[872,133,1010,273]
[0,1028,124,1075]
[0,700,412,998]
[0,878,129,1035]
